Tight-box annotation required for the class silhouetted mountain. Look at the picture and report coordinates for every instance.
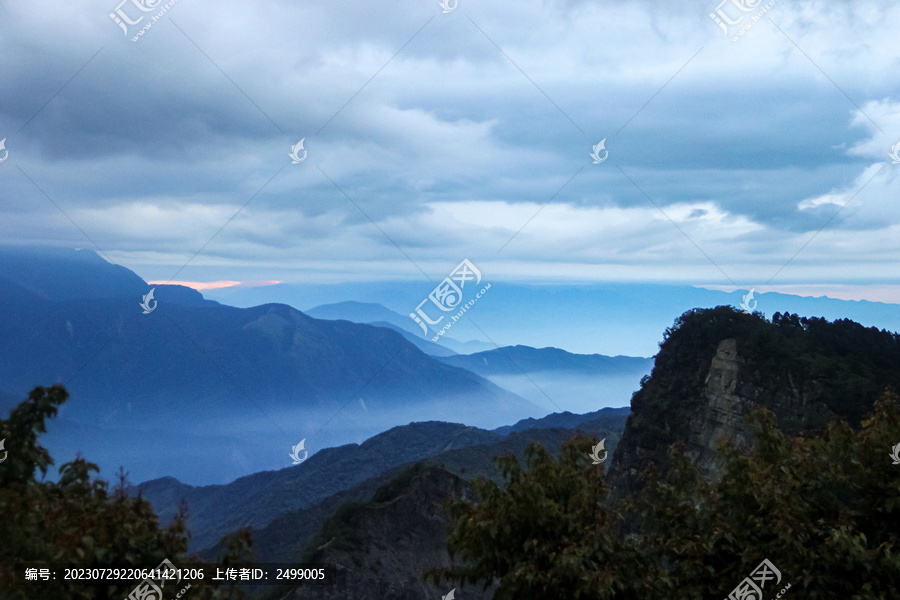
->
[0,246,539,484]
[437,345,652,376]
[206,282,900,357]
[436,345,652,415]
[306,301,494,354]
[0,246,147,301]
[196,418,627,599]
[306,301,422,336]
[145,407,627,556]
[136,422,503,552]
[366,321,457,357]
[493,406,630,436]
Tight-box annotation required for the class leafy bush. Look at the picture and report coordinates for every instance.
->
[428,391,900,599]
[0,385,253,600]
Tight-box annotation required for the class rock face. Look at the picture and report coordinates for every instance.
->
[689,338,755,475]
[609,334,813,493]
[690,337,828,472]
[608,307,899,493]
[278,466,494,600]
[609,335,757,493]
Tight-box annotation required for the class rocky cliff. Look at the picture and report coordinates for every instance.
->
[609,306,900,493]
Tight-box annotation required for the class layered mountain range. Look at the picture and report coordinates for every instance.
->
[240,308,898,600]
[0,246,646,485]
[136,407,628,554]
[0,247,537,484]
[4,245,899,600]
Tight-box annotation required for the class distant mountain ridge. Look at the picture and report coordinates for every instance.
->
[0,246,146,301]
[438,345,652,376]
[306,301,422,336]
[205,282,900,357]
[137,421,502,552]
[493,405,630,435]
[0,246,539,485]
[436,346,652,415]
[220,415,627,599]
[140,408,629,554]
[306,301,494,354]
[365,321,458,357]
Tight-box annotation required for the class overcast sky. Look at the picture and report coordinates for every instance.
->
[1,0,899,301]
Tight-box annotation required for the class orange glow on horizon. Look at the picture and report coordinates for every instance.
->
[146,280,282,291]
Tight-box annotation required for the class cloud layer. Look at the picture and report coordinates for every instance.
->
[1,0,898,294]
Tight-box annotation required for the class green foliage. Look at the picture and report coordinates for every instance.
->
[0,385,256,600]
[633,389,900,599]
[431,393,900,599]
[370,462,427,504]
[302,462,430,562]
[624,307,900,480]
[663,307,900,427]
[426,436,654,600]
[301,499,368,561]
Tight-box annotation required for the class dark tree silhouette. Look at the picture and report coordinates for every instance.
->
[0,385,253,600]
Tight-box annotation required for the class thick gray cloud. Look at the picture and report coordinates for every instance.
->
[1,0,898,290]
